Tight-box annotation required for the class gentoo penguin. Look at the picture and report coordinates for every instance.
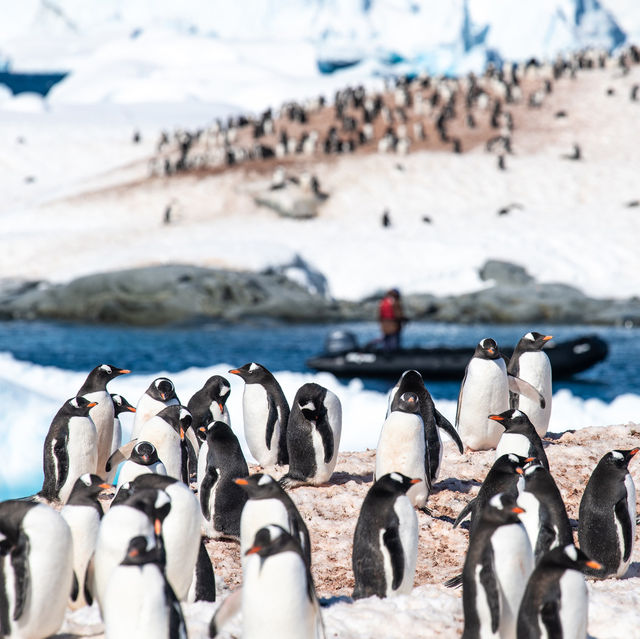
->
[120,474,206,601]
[131,377,180,439]
[41,396,99,503]
[388,369,463,483]
[578,448,639,578]
[456,338,545,451]
[517,461,573,563]
[200,421,249,539]
[280,382,342,487]
[115,440,167,493]
[187,374,231,430]
[492,409,549,470]
[352,472,420,599]
[93,488,171,612]
[110,393,136,456]
[508,332,552,438]
[461,493,533,639]
[216,524,324,639]
[229,362,290,466]
[136,405,190,482]
[77,364,130,478]
[0,500,73,639]
[61,473,109,609]
[103,535,187,639]
[235,473,311,568]
[517,545,602,639]
[375,392,430,510]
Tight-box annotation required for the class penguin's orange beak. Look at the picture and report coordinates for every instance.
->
[543,335,553,341]
[489,415,504,421]
[229,369,240,375]
[512,506,525,514]
[525,457,536,462]
[128,547,139,558]
[586,559,602,570]
[99,483,112,490]
[87,402,98,408]
[120,369,131,374]
[154,519,162,535]
[487,347,495,355]
[160,393,166,400]
[198,426,206,435]
[245,545,262,556]
[410,478,422,485]
[516,467,524,475]
[218,403,225,413]
[127,406,136,413]
[630,448,640,456]
[179,427,185,441]
[234,478,249,486]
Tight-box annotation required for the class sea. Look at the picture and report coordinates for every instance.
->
[1,319,639,501]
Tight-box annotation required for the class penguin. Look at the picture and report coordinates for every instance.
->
[187,374,231,430]
[456,338,545,451]
[516,544,602,639]
[110,393,136,456]
[388,369,463,483]
[375,392,430,510]
[131,377,180,439]
[517,461,573,563]
[93,487,172,612]
[235,473,311,568]
[578,448,639,578]
[76,364,131,478]
[280,382,342,487]
[492,409,549,470]
[41,396,99,503]
[352,472,421,599]
[103,535,187,639]
[60,473,110,610]
[229,362,290,466]
[0,500,73,639]
[461,493,533,639]
[217,524,324,639]
[115,440,167,493]
[200,421,249,539]
[136,405,190,482]
[507,332,552,438]
[116,474,210,602]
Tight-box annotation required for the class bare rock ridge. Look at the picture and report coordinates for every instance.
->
[0,260,638,326]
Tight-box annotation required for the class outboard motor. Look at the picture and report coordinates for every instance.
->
[324,330,359,354]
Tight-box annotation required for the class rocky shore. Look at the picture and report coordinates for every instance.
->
[0,260,638,327]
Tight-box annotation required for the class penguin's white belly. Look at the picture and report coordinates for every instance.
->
[60,504,101,609]
[12,507,73,639]
[474,564,500,639]
[132,396,178,438]
[61,416,98,503]
[87,391,114,476]
[311,392,342,484]
[104,564,173,639]
[496,433,531,461]
[196,441,209,493]
[459,360,508,450]
[616,474,636,576]
[116,459,167,491]
[111,417,122,454]
[516,491,542,556]
[557,570,588,639]
[375,413,427,507]
[243,384,279,466]
[309,426,334,484]
[240,499,290,559]
[243,551,318,639]
[137,422,182,480]
[492,523,533,639]
[515,354,552,438]
[211,403,231,425]
[393,495,418,595]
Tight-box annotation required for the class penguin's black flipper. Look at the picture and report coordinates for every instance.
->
[194,538,216,602]
[636,514,640,526]
[265,396,278,451]
[10,533,30,622]
[53,436,69,495]
[84,556,94,606]
[508,375,546,409]
[70,571,79,602]
[615,497,633,562]
[316,413,334,464]
[288,511,312,569]
[444,572,463,588]
[105,439,137,473]
[540,600,562,638]
[209,588,242,638]
[200,469,218,521]
[165,577,187,639]
[435,410,464,454]
[479,548,500,633]
[382,527,405,591]
[453,499,476,528]
[455,367,469,429]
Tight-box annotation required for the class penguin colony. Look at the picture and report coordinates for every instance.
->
[0,329,637,638]
[147,46,640,179]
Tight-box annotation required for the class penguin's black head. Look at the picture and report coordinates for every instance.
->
[64,396,98,416]
[519,331,553,351]
[179,407,193,432]
[245,524,300,562]
[603,448,639,471]
[79,364,131,393]
[148,377,177,402]
[396,392,420,414]
[110,393,136,416]
[122,488,171,527]
[483,493,525,526]
[543,544,603,574]
[131,441,159,466]
[375,472,422,496]
[204,375,231,409]
[476,338,500,359]
[228,362,269,384]
[68,473,111,501]
[493,453,529,475]
[206,420,236,446]
[396,369,425,394]
[156,405,186,439]
[234,473,282,499]
[488,409,531,430]
[121,535,162,566]
[299,398,320,422]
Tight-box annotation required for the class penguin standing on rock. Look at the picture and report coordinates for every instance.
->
[578,448,639,578]
[200,421,249,539]
[507,332,552,438]
[0,500,73,639]
[280,382,342,487]
[76,364,131,478]
[229,363,290,466]
[41,396,99,503]
[375,392,430,510]
[131,377,180,439]
[61,473,110,610]
[492,409,549,470]
[517,545,602,639]
[352,472,421,599]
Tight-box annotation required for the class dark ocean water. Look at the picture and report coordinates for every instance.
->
[0,320,638,402]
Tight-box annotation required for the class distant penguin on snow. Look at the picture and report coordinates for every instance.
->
[578,447,639,578]
[352,472,420,599]
[492,409,549,470]
[281,382,342,487]
[41,396,99,503]
[229,362,290,466]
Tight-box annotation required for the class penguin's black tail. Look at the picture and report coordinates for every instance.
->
[444,572,463,589]
[453,499,475,528]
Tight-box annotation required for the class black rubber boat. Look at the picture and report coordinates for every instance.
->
[306,332,608,381]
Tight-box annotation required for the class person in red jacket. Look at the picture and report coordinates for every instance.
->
[379,288,406,351]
